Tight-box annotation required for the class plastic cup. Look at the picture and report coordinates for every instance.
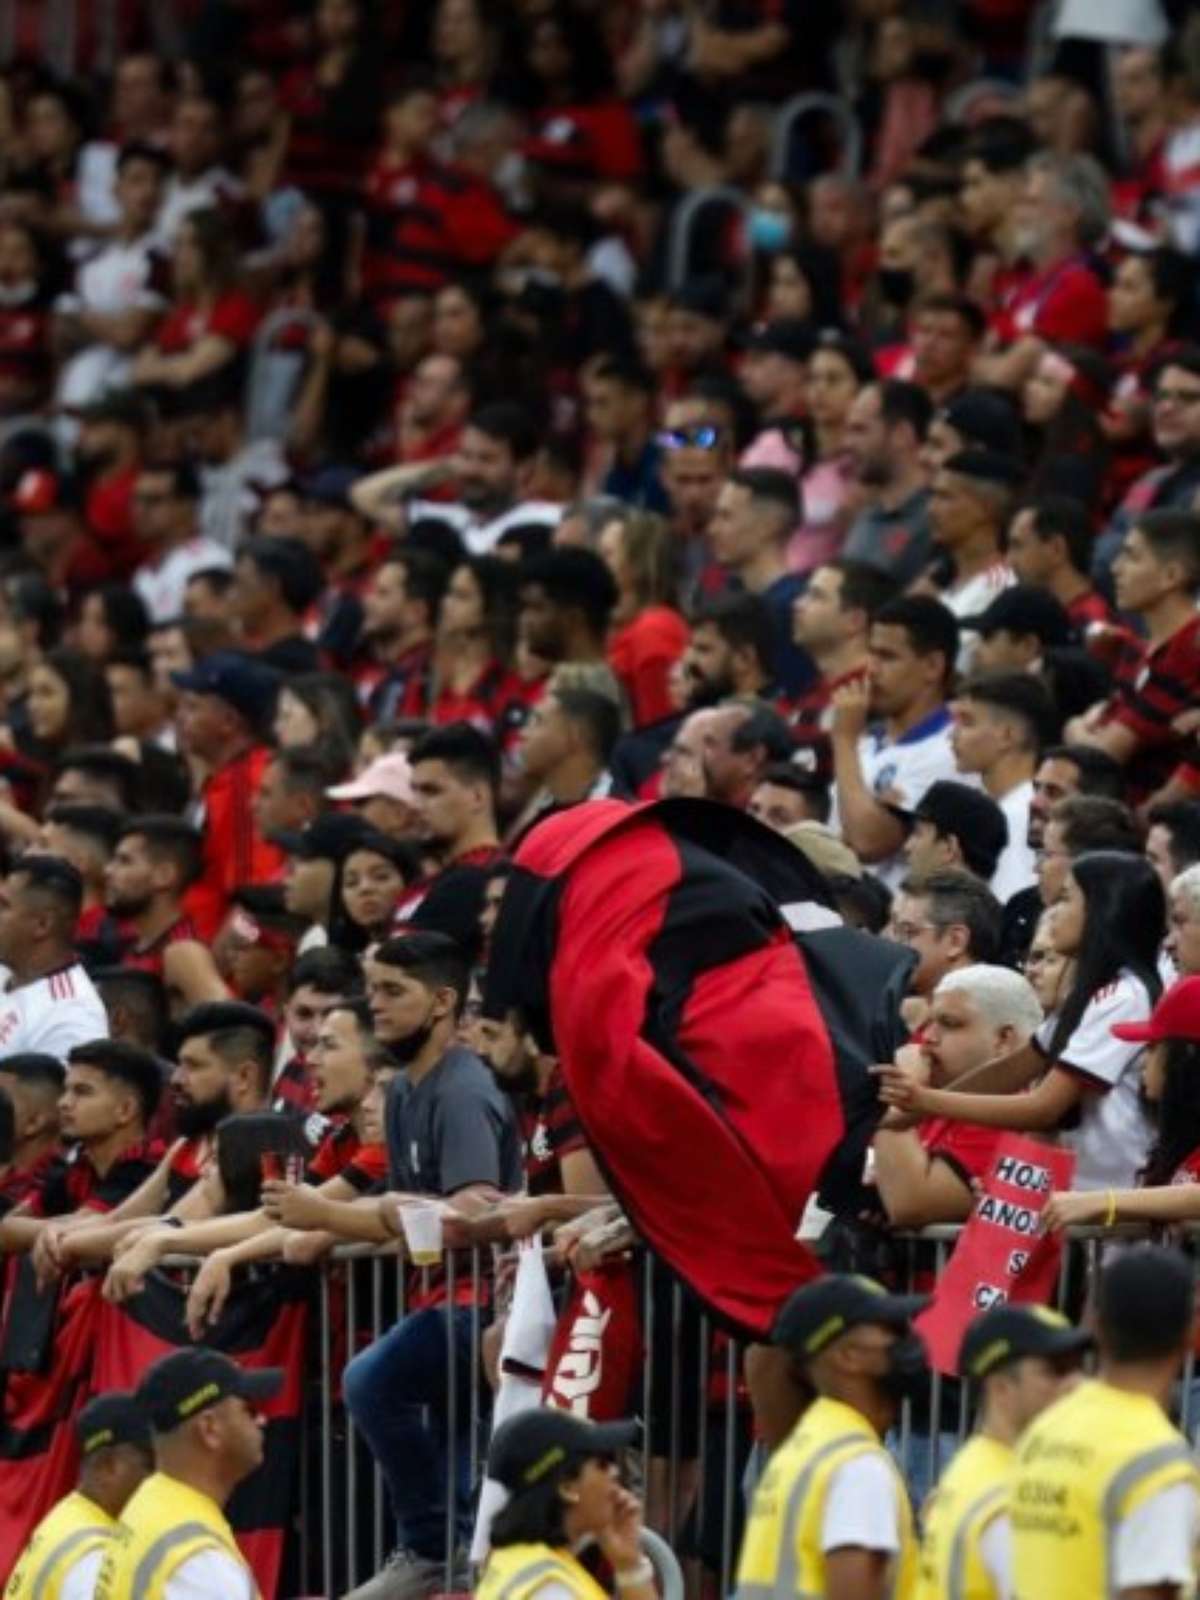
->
[399,1203,443,1267]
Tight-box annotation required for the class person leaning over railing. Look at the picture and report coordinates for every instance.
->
[1010,1246,1200,1600]
[878,852,1164,1192]
[1044,975,1200,1233]
[915,1304,1091,1600]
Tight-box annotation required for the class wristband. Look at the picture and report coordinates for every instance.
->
[1103,1190,1117,1228]
[614,1560,654,1589]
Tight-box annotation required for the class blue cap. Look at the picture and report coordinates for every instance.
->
[171,650,280,727]
[300,464,360,508]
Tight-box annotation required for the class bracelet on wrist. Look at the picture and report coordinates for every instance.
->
[614,1559,654,1589]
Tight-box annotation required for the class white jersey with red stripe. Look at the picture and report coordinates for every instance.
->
[0,963,109,1062]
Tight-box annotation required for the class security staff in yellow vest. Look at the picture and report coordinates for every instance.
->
[5,1391,152,1600]
[476,1409,650,1600]
[735,1273,929,1600]
[916,1303,1091,1600]
[1012,1245,1200,1600]
[95,1347,282,1600]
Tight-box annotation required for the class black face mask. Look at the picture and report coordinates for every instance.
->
[878,267,915,307]
[881,1333,928,1406]
[386,1012,436,1065]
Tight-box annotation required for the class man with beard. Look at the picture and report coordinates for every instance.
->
[841,381,934,587]
[358,548,450,722]
[609,591,777,798]
[31,1002,274,1281]
[106,816,226,1011]
[71,389,150,584]
[517,548,619,672]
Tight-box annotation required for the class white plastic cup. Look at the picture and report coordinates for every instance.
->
[400,1202,444,1266]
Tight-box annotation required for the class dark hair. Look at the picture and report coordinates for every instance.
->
[107,647,154,683]
[690,592,775,680]
[214,1111,310,1215]
[1048,852,1164,1058]
[520,549,619,637]
[140,458,200,501]
[728,467,800,525]
[0,1052,64,1095]
[1098,1245,1195,1362]
[821,560,899,620]
[755,762,831,822]
[1142,1037,1200,1186]
[240,537,325,615]
[1131,510,1200,585]
[334,833,421,946]
[67,1039,162,1123]
[116,139,171,177]
[551,687,622,765]
[44,804,124,857]
[53,746,139,810]
[468,403,538,463]
[279,673,363,778]
[772,244,844,331]
[385,546,453,627]
[877,379,934,441]
[38,648,115,747]
[727,701,795,764]
[118,815,203,889]
[175,1001,276,1092]
[957,672,1059,752]
[488,1461,579,1548]
[410,721,501,798]
[1022,497,1093,576]
[912,868,1002,962]
[964,116,1037,175]
[176,206,239,296]
[1148,801,1200,876]
[6,574,63,651]
[812,329,875,385]
[269,746,332,805]
[914,292,988,342]
[590,355,655,398]
[13,854,83,930]
[373,930,471,1009]
[1041,744,1126,802]
[1135,247,1197,338]
[873,596,959,687]
[1052,794,1140,857]
[185,567,235,600]
[451,555,520,663]
[92,968,169,1054]
[287,945,362,999]
[88,585,149,650]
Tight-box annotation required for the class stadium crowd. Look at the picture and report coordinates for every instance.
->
[5,0,1200,1597]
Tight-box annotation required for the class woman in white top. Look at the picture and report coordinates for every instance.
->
[878,850,1165,1190]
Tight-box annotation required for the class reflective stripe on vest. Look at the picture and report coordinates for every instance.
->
[490,1558,563,1600]
[1100,1441,1194,1600]
[129,1522,227,1600]
[28,1525,110,1600]
[946,1484,1006,1600]
[736,1433,872,1600]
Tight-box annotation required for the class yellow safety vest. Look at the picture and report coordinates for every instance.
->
[94,1472,256,1600]
[1011,1378,1199,1600]
[475,1542,611,1600]
[916,1434,1013,1600]
[4,1491,115,1600]
[735,1395,917,1600]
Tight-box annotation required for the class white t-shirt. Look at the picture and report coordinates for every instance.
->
[941,563,1016,671]
[405,497,562,556]
[163,1546,256,1600]
[1113,1480,1200,1589]
[60,1545,105,1600]
[199,441,290,551]
[1035,970,1154,1190]
[977,1512,1011,1599]
[991,779,1038,903]
[0,963,109,1062]
[821,1451,903,1555]
[157,168,245,245]
[133,537,235,623]
[839,708,960,889]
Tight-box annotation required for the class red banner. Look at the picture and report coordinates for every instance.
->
[542,1263,642,1420]
[916,1135,1076,1375]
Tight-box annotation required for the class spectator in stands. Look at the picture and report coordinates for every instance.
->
[967,587,1073,682]
[908,294,986,408]
[740,319,811,431]
[408,724,503,882]
[132,208,259,392]
[24,648,115,767]
[105,652,171,745]
[841,380,934,586]
[885,869,1003,1001]
[1145,801,1200,894]
[793,331,874,574]
[132,460,232,625]
[1005,498,1112,632]
[900,781,1009,888]
[0,857,108,1059]
[1036,793,1141,913]
[708,468,809,694]
[230,538,323,673]
[518,549,619,671]
[832,595,960,886]
[1166,866,1200,977]
[516,687,619,826]
[927,451,1018,638]
[50,746,140,812]
[748,765,830,832]
[104,816,216,996]
[874,964,1043,1227]
[359,549,449,725]
[40,804,122,954]
[695,699,794,810]
[599,510,688,728]
[0,1054,64,1208]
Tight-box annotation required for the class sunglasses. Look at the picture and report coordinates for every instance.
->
[656,425,721,451]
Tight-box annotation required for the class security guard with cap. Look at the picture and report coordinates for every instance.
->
[916,1303,1090,1600]
[1011,1245,1200,1600]
[4,1391,152,1600]
[95,1347,281,1600]
[735,1273,929,1600]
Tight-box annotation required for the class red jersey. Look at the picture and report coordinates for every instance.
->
[1065,587,1112,632]
[400,660,527,741]
[518,1065,586,1197]
[992,255,1108,349]
[784,665,866,786]
[361,156,517,299]
[0,291,52,408]
[121,912,200,978]
[918,1115,1001,1191]
[187,745,283,940]
[308,1121,388,1193]
[272,1055,316,1115]
[164,1134,211,1207]
[0,1145,61,1210]
[1106,612,1200,796]
[156,289,260,356]
[607,608,690,729]
[32,1137,162,1217]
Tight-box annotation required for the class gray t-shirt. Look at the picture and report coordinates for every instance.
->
[386,1044,522,1197]
[842,489,932,587]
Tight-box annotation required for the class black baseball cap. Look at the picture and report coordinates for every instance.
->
[488,1409,640,1493]
[894,779,1008,881]
[171,651,280,728]
[76,1391,152,1458]
[962,586,1072,649]
[943,448,1026,489]
[939,391,1022,459]
[958,1303,1092,1380]
[136,1348,282,1433]
[272,811,375,861]
[745,319,815,365]
[772,1274,929,1359]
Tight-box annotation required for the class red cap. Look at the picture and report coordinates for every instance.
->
[12,469,60,515]
[1111,976,1200,1044]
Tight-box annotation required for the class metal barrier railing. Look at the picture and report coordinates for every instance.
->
[160,1224,1200,1598]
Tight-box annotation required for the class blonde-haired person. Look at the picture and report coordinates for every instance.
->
[598,510,689,728]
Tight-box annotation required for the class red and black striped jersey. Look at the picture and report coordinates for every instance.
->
[518,1064,587,1198]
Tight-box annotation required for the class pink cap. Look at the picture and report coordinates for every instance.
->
[327,752,415,806]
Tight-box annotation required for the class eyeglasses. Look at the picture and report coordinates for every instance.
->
[890,921,936,942]
[1153,388,1200,406]
[656,425,720,451]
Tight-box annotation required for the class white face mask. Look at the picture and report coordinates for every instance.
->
[0,281,35,307]
[493,151,527,206]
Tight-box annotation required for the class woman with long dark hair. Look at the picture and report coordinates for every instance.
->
[23,646,115,762]
[879,851,1165,1190]
[1045,976,1200,1228]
